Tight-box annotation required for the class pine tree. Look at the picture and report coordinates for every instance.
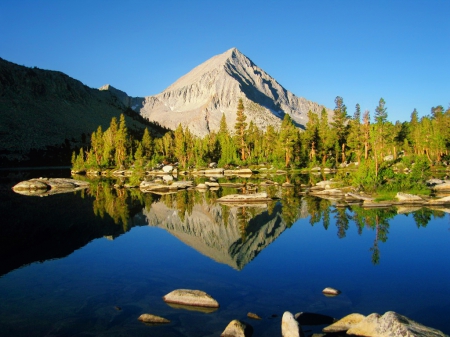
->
[331,96,349,164]
[347,104,363,164]
[278,114,298,167]
[234,98,247,161]
[115,114,129,168]
[303,110,320,162]
[372,98,388,176]
[141,127,153,160]
[174,124,187,168]
[90,126,104,168]
[318,108,334,166]
[362,110,371,160]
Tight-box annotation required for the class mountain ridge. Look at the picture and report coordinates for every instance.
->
[0,58,158,166]
[133,48,331,136]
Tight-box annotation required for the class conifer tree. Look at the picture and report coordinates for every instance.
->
[347,104,363,164]
[91,126,104,167]
[141,127,153,160]
[278,114,298,167]
[234,98,247,161]
[362,110,371,160]
[331,96,349,164]
[115,114,129,168]
[318,108,334,166]
[372,98,388,175]
[303,110,320,162]
[174,124,187,168]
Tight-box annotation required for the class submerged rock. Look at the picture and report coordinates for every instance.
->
[137,313,170,324]
[247,312,262,320]
[163,289,219,308]
[294,312,335,326]
[221,319,253,337]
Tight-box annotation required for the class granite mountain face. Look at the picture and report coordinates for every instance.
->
[133,48,331,136]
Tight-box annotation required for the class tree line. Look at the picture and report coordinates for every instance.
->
[72,97,450,189]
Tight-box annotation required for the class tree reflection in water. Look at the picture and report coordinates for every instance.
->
[85,177,448,265]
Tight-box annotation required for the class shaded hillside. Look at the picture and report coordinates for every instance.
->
[0,58,164,167]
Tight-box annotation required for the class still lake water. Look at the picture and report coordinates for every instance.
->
[0,169,449,336]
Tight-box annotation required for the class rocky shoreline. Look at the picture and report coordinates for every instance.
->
[134,288,448,337]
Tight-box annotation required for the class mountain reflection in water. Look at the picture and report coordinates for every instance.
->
[1,172,450,336]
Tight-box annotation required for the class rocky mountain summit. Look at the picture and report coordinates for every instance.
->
[114,48,331,136]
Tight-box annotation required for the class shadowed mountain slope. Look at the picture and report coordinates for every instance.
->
[0,58,157,166]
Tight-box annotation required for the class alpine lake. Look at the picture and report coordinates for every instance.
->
[0,168,449,337]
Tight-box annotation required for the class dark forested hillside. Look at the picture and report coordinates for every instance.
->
[0,58,165,167]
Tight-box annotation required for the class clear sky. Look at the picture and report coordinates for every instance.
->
[1,0,449,123]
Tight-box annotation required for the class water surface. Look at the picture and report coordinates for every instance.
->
[0,170,449,336]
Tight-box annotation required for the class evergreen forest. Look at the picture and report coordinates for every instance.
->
[72,97,450,193]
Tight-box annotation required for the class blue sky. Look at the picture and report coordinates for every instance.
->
[1,0,449,123]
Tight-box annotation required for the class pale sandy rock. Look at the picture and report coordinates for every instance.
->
[433,182,450,191]
[162,165,173,173]
[196,183,209,189]
[205,168,225,175]
[311,189,344,196]
[346,192,374,201]
[395,192,424,202]
[221,319,252,337]
[427,195,450,205]
[322,287,341,296]
[316,180,336,188]
[205,182,220,187]
[346,311,448,337]
[163,289,219,308]
[426,178,445,186]
[137,313,170,324]
[225,168,253,176]
[217,192,271,202]
[322,313,365,333]
[282,311,304,337]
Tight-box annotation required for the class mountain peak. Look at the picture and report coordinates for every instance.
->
[139,49,331,136]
